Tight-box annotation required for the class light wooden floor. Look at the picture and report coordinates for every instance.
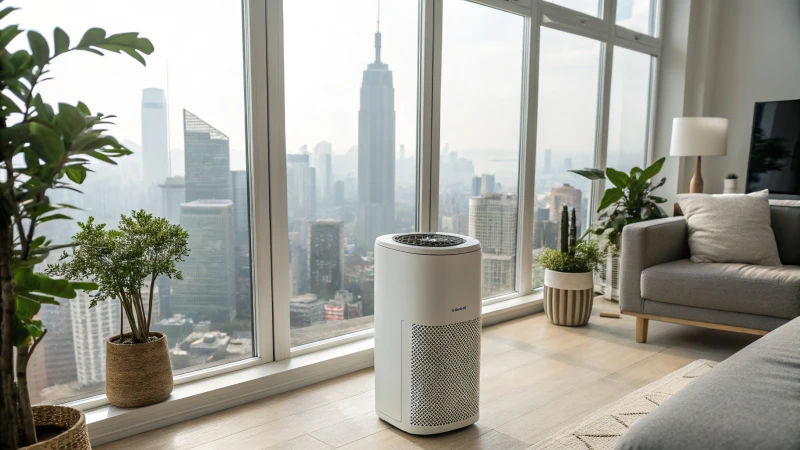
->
[98,298,759,450]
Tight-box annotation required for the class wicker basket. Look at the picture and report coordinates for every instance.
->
[106,332,173,408]
[544,270,594,327]
[21,405,90,450]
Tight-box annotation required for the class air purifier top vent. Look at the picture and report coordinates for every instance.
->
[376,232,480,256]
[392,233,465,247]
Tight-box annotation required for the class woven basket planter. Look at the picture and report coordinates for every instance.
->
[106,331,173,408]
[21,405,89,450]
[544,270,594,327]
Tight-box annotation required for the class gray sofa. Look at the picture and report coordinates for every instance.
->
[620,204,800,342]
[616,315,800,449]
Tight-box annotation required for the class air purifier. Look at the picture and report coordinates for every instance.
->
[374,232,482,435]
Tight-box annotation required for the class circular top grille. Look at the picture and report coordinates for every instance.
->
[392,233,465,247]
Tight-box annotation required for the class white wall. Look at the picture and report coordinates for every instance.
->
[653,0,800,204]
[704,0,800,193]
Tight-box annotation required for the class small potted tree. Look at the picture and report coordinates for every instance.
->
[0,7,152,448]
[536,206,605,326]
[570,157,668,300]
[47,210,189,408]
[724,173,738,194]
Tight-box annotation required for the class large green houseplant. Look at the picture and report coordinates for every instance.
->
[48,211,189,408]
[570,157,668,248]
[0,4,152,447]
[569,157,668,301]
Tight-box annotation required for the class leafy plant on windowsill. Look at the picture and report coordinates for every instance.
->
[46,210,190,344]
[0,4,152,446]
[569,157,668,249]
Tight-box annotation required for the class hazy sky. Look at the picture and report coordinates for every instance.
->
[7,0,651,174]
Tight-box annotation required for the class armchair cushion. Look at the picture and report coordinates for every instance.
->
[641,259,800,320]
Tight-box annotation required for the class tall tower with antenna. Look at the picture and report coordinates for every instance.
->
[357,1,396,248]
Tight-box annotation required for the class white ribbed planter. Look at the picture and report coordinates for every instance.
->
[544,270,594,327]
[723,178,738,194]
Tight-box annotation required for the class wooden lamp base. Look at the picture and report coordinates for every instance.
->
[689,156,704,193]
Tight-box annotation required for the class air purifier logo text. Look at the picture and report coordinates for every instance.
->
[452,306,467,312]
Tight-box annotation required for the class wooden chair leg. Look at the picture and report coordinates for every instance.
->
[636,317,649,343]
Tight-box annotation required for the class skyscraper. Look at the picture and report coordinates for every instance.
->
[312,141,333,203]
[287,154,317,223]
[544,149,552,173]
[70,291,119,387]
[307,219,344,301]
[173,200,237,323]
[231,170,252,319]
[469,193,518,297]
[159,176,185,224]
[141,88,169,188]
[549,184,583,232]
[480,174,496,195]
[183,110,231,203]
[40,303,77,387]
[357,21,396,248]
[471,176,482,197]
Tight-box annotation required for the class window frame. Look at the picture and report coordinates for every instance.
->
[56,0,663,412]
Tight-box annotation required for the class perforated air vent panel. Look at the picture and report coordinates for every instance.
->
[409,317,481,427]
[393,233,465,247]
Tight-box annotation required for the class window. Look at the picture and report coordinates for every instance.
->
[282,0,419,347]
[532,28,602,287]
[16,0,255,405]
[616,0,658,35]
[544,0,602,17]
[437,0,525,300]
[606,47,654,173]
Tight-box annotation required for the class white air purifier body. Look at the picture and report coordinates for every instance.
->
[374,233,482,435]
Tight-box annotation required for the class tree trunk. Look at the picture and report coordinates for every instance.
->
[0,223,19,449]
[16,347,36,446]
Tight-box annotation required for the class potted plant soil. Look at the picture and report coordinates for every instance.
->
[536,207,605,327]
[570,157,668,301]
[48,211,189,408]
[0,6,152,448]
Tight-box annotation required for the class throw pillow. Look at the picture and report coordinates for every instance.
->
[677,190,781,265]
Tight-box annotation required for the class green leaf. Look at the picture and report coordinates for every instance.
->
[77,27,106,47]
[597,187,624,212]
[0,7,18,22]
[15,296,41,320]
[56,102,86,137]
[0,92,20,115]
[70,281,98,291]
[27,30,50,67]
[38,213,72,223]
[569,168,605,181]
[29,122,65,163]
[65,165,87,184]
[53,27,70,56]
[605,168,630,190]
[650,195,667,204]
[76,101,91,115]
[639,157,666,183]
[0,25,23,51]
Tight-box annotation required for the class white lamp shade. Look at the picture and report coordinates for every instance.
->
[670,117,729,157]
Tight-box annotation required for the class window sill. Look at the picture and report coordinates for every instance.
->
[84,293,542,446]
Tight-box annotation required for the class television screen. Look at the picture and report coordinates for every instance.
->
[746,99,800,196]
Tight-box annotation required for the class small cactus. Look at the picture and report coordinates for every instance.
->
[559,205,578,255]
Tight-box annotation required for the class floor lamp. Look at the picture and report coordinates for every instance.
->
[670,117,729,193]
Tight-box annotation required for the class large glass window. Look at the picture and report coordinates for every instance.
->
[606,47,654,173]
[544,0,602,17]
[14,0,255,405]
[282,0,419,347]
[616,0,658,35]
[532,28,602,287]
[437,0,525,300]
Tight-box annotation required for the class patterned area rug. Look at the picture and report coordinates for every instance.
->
[530,359,715,450]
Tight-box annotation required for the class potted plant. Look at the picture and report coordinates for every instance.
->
[724,173,738,194]
[536,206,605,326]
[570,157,668,300]
[47,211,189,408]
[0,6,152,448]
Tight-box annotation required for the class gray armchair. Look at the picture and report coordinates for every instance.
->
[619,207,800,343]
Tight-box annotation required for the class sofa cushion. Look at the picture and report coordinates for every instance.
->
[616,317,800,450]
[771,204,800,265]
[677,190,781,266]
[641,259,800,320]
